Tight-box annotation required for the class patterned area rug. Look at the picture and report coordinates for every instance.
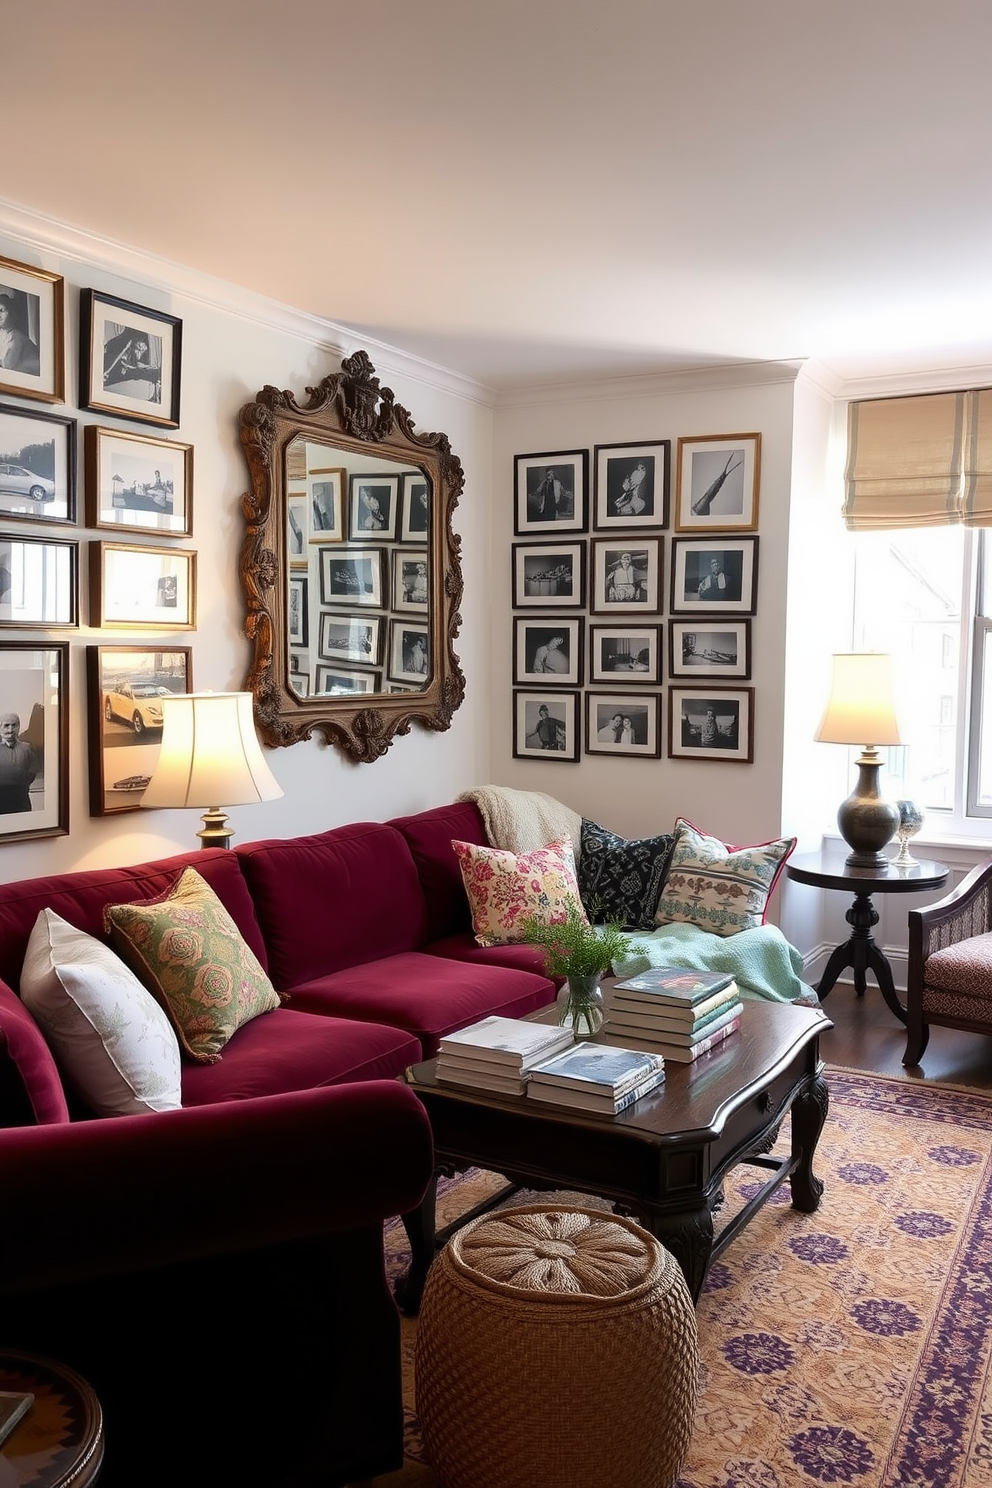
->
[380,1069,992,1487]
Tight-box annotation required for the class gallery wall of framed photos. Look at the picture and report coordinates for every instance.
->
[511,433,761,766]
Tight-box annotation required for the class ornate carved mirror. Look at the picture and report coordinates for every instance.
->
[239,351,465,762]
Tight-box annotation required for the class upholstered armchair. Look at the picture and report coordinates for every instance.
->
[905,857,992,1066]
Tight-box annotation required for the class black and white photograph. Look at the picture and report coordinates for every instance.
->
[0,255,64,405]
[512,689,580,762]
[288,575,309,646]
[0,536,77,628]
[593,440,670,530]
[392,550,429,612]
[0,642,68,842]
[348,473,400,540]
[670,537,758,615]
[79,289,182,429]
[588,624,662,684]
[287,497,308,561]
[288,649,311,697]
[400,473,430,541]
[511,541,586,608]
[319,546,385,608]
[0,403,75,524]
[314,665,381,695]
[308,467,345,542]
[590,537,662,614]
[514,449,588,535]
[513,617,583,687]
[90,542,195,629]
[86,645,192,816]
[668,685,754,762]
[675,433,760,532]
[585,693,661,757]
[668,619,751,679]
[85,425,192,536]
[319,612,382,666]
[388,619,430,684]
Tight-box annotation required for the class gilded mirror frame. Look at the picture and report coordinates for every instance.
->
[238,351,465,762]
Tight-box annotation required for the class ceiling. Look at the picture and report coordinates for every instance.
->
[8,0,992,392]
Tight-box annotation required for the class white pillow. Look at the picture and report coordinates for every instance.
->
[20,908,183,1116]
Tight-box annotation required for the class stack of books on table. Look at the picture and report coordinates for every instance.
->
[605,967,744,1063]
[526,1042,666,1114]
[435,1015,575,1096]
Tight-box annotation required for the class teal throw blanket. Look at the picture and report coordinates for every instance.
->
[611,921,818,1006]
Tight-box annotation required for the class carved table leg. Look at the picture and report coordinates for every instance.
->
[642,1204,714,1304]
[789,1074,829,1213]
[394,1171,438,1316]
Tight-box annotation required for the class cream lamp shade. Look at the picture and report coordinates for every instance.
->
[141,691,283,848]
[814,654,902,868]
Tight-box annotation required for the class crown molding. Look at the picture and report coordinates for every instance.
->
[494,357,806,409]
[831,360,992,402]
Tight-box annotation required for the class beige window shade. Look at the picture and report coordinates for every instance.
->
[844,388,992,529]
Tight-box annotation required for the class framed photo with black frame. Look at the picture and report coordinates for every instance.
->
[590,537,662,615]
[585,692,662,758]
[514,450,588,535]
[86,644,192,816]
[314,665,381,695]
[0,255,65,405]
[511,541,586,608]
[588,623,662,684]
[512,689,580,762]
[348,473,400,541]
[79,289,182,429]
[512,616,583,687]
[675,432,761,532]
[400,473,430,541]
[0,641,68,842]
[89,542,195,630]
[0,402,75,523]
[670,536,758,615]
[668,685,754,762]
[0,535,77,628]
[592,440,670,530]
[319,612,383,667]
[392,549,429,613]
[319,546,386,608]
[388,618,430,684]
[288,574,309,646]
[308,467,346,542]
[668,619,751,679]
[85,425,193,537]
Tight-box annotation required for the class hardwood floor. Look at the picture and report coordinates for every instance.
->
[819,979,992,1090]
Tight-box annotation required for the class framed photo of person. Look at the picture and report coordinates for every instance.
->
[79,289,182,429]
[0,641,68,843]
[89,542,196,630]
[288,575,309,646]
[670,536,758,615]
[588,623,662,684]
[511,541,586,609]
[314,665,381,695]
[592,440,670,530]
[86,645,192,816]
[400,473,430,541]
[0,535,77,628]
[308,467,345,542]
[675,433,761,532]
[388,619,431,684]
[392,549,429,613]
[590,537,662,615]
[585,692,662,758]
[512,689,580,762]
[85,425,193,537]
[514,450,588,536]
[668,685,754,762]
[668,619,751,679]
[0,255,65,405]
[512,617,583,687]
[0,403,75,524]
[348,473,400,541]
[319,613,382,667]
[319,546,386,608]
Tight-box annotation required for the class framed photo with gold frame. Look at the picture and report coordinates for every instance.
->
[85,425,193,537]
[675,433,761,532]
[0,642,69,842]
[89,541,196,629]
[0,255,64,405]
[86,644,192,816]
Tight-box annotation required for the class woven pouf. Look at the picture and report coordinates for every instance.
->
[415,1204,698,1488]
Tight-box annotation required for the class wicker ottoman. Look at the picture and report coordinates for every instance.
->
[415,1204,698,1488]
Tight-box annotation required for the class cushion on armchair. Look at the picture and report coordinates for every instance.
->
[578,820,677,927]
[925,933,992,997]
[452,836,586,946]
[655,818,796,937]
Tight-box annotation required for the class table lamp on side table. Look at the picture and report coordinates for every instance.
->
[814,652,903,868]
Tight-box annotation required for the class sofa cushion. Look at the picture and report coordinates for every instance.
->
[390,801,489,941]
[655,818,796,937]
[0,980,69,1125]
[283,951,556,1058]
[578,819,677,928]
[423,930,558,983]
[452,836,586,947]
[21,909,183,1117]
[105,868,282,1065]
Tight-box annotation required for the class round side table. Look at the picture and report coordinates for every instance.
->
[0,1352,103,1488]
[786,850,949,1024]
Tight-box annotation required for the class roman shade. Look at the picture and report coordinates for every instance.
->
[844,388,992,529]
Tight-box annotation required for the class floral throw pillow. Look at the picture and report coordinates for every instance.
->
[104,867,283,1064]
[655,818,796,937]
[452,836,587,947]
[578,820,677,928]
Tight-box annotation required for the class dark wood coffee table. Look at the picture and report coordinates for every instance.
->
[398,999,831,1309]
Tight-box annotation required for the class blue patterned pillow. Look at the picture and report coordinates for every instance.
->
[578,820,677,928]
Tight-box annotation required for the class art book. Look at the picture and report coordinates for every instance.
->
[636,1014,743,1063]
[606,980,741,1029]
[438,1016,573,1070]
[436,1062,527,1096]
[611,966,737,1007]
[608,1001,743,1048]
[527,1064,666,1114]
[527,1041,666,1097]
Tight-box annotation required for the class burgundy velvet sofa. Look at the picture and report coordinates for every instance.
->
[0,799,555,1488]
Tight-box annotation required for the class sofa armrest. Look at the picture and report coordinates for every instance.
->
[909,856,992,969]
[0,1078,433,1292]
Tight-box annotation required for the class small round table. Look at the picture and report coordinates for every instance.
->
[786,849,949,1024]
[0,1352,103,1487]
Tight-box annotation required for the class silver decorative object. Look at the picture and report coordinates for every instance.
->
[893,799,924,866]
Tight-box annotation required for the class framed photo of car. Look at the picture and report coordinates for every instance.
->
[79,289,182,429]
[0,642,68,843]
[668,685,754,762]
[514,450,588,535]
[592,440,670,530]
[675,433,760,532]
[670,536,758,615]
[89,542,196,629]
[0,535,77,628]
[512,689,580,762]
[0,255,65,405]
[84,425,193,537]
[86,645,192,816]
[585,692,662,758]
[668,619,751,679]
[0,402,75,524]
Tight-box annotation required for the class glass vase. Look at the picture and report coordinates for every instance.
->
[557,973,605,1037]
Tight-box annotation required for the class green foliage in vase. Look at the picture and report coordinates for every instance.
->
[518,903,634,979]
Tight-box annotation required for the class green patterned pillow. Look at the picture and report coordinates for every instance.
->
[104,867,282,1064]
[655,817,796,937]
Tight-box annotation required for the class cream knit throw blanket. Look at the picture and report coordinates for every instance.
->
[457,786,583,858]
